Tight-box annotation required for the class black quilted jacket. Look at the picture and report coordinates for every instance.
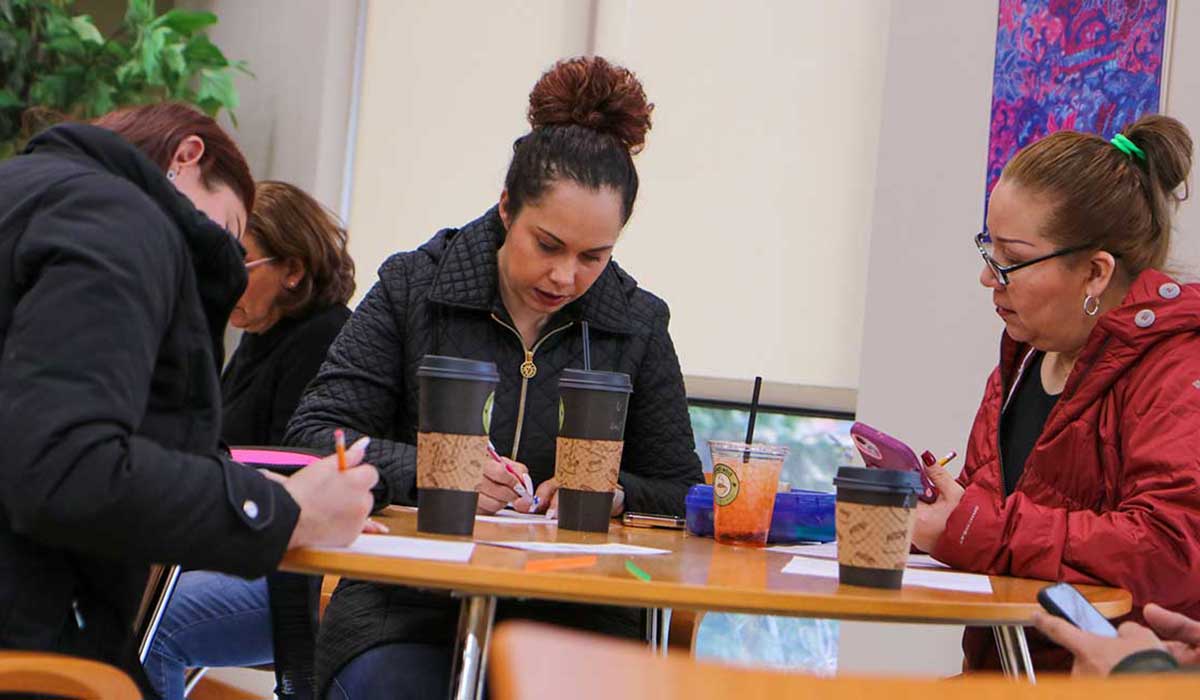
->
[285,206,702,685]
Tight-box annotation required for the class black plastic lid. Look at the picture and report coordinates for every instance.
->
[417,355,500,382]
[834,466,922,493]
[559,368,632,394]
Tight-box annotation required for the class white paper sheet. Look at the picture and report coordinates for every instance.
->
[768,542,951,570]
[482,541,671,556]
[483,509,557,524]
[780,556,993,594]
[319,534,475,562]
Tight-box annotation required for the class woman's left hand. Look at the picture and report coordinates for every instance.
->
[911,460,965,552]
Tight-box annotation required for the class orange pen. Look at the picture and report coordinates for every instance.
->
[335,428,347,472]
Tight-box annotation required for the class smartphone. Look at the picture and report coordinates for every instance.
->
[622,512,686,529]
[849,422,938,503]
[1038,582,1118,637]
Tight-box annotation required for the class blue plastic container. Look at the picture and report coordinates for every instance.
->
[685,484,836,544]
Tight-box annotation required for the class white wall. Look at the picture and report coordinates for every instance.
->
[178,0,360,212]
[845,0,1000,676]
[1165,0,1200,276]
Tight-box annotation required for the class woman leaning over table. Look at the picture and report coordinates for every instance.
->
[145,180,357,700]
[0,103,375,698]
[285,56,704,699]
[913,114,1200,672]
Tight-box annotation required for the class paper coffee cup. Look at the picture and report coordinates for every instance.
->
[833,466,922,589]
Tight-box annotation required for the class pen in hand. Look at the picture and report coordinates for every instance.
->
[486,441,539,511]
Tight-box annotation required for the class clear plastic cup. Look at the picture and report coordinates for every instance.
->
[709,440,789,547]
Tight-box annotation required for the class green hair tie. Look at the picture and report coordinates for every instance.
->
[1111,133,1147,162]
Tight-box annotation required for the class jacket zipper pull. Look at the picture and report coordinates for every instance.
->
[520,349,537,379]
[72,599,86,630]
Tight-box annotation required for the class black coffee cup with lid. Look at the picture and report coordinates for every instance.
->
[832,466,923,589]
[554,368,632,533]
[416,355,500,535]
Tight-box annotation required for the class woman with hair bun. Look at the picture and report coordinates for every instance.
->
[912,114,1200,673]
[286,56,703,697]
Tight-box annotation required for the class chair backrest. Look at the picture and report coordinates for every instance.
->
[489,621,1200,700]
[0,651,139,699]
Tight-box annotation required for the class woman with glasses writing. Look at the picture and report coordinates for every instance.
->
[911,114,1200,672]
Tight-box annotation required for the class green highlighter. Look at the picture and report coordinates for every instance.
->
[625,560,651,582]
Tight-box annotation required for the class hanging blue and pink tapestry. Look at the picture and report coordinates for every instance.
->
[986,0,1169,195]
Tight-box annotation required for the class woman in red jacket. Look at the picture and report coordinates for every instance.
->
[912,113,1200,672]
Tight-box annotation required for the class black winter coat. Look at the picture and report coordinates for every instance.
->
[0,124,299,693]
[222,304,352,446]
[285,206,702,686]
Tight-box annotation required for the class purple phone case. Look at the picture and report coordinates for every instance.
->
[849,422,938,503]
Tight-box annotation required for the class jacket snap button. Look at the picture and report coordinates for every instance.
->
[1134,309,1156,328]
[243,499,259,520]
[1159,282,1181,299]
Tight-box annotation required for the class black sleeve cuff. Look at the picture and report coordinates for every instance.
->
[1112,649,1179,675]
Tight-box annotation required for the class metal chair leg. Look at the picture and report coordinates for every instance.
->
[993,625,1036,682]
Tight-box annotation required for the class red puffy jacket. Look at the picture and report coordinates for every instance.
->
[931,269,1200,672]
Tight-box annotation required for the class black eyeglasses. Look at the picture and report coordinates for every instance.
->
[974,231,1091,286]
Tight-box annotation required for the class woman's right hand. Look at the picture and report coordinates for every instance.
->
[279,437,379,549]
[477,456,529,514]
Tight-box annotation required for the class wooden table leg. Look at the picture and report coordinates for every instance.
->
[993,625,1036,682]
[449,595,497,700]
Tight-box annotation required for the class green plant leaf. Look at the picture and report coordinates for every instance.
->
[196,67,236,110]
[45,35,85,56]
[0,88,21,109]
[70,15,103,46]
[0,139,15,161]
[115,59,141,87]
[124,0,154,27]
[153,8,216,36]
[81,79,116,117]
[139,25,169,86]
[29,74,69,109]
[183,34,226,68]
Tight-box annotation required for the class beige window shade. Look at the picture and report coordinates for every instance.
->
[348,1,890,410]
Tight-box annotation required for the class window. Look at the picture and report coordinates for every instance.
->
[687,402,852,672]
[689,402,854,492]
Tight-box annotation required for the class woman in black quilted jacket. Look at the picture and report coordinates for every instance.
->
[285,56,704,698]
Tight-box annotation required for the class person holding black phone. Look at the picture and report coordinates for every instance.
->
[1034,602,1200,675]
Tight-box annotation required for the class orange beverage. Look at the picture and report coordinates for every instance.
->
[709,441,789,547]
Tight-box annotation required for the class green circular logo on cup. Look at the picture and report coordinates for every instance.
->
[713,463,739,506]
[483,391,495,433]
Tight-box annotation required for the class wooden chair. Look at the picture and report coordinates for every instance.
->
[490,621,1200,700]
[0,651,139,699]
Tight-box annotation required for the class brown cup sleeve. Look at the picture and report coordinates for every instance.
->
[417,432,489,491]
[836,501,918,570]
[555,436,623,492]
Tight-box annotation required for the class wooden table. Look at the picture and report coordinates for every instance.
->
[281,507,1131,698]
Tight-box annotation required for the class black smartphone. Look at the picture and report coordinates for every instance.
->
[622,512,686,529]
[1037,582,1118,637]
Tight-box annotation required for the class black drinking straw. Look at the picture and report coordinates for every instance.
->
[581,321,592,371]
[743,376,763,462]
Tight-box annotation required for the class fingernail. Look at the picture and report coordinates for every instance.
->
[546,508,556,519]
[350,436,371,452]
